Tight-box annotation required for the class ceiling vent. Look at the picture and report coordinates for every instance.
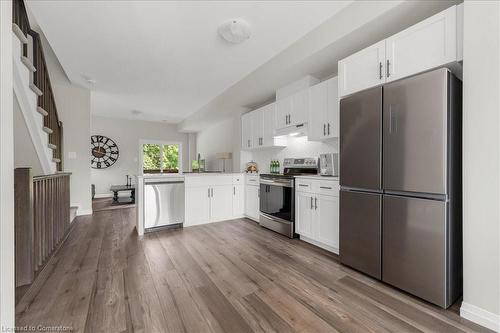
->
[218,19,251,44]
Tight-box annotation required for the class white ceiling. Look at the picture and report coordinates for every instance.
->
[27,0,350,123]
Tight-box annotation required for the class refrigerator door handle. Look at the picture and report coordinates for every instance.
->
[389,105,397,134]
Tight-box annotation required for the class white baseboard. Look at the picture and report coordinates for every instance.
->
[94,193,113,199]
[76,209,93,216]
[299,235,339,255]
[461,302,500,332]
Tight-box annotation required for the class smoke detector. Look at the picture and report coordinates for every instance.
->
[218,19,251,44]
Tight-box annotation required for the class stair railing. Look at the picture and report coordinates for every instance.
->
[15,168,71,288]
[13,0,63,171]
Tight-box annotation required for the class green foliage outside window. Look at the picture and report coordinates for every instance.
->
[162,145,179,173]
[143,143,179,173]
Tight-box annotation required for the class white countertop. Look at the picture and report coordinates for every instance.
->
[137,172,245,179]
[294,175,339,181]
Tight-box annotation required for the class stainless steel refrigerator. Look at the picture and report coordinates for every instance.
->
[339,68,462,308]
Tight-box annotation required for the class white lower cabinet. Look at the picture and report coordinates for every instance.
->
[296,192,314,238]
[316,194,339,250]
[232,184,244,217]
[184,174,245,226]
[185,186,211,226]
[245,176,260,222]
[295,178,339,254]
[210,185,233,222]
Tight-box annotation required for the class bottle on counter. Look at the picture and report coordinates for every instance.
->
[276,160,280,174]
[270,160,274,173]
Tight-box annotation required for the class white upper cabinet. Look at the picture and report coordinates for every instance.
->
[242,102,286,150]
[251,109,264,148]
[241,112,253,150]
[309,80,328,141]
[338,40,386,98]
[290,89,309,126]
[276,96,293,129]
[276,89,310,130]
[262,103,278,147]
[338,5,462,98]
[385,5,457,82]
[309,77,339,141]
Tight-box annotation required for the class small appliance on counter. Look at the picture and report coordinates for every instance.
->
[259,158,318,238]
[319,153,339,176]
[245,161,258,173]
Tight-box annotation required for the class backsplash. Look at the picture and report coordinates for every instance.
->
[244,136,338,173]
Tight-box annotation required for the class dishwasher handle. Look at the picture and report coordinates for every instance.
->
[145,180,185,185]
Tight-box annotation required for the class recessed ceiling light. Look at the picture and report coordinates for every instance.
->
[218,19,251,44]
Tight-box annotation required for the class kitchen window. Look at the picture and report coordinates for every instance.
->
[141,142,181,174]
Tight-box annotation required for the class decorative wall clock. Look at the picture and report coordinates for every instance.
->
[91,135,119,169]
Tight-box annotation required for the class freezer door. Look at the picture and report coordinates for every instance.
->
[340,87,382,191]
[340,190,381,279]
[383,69,448,195]
[383,195,448,307]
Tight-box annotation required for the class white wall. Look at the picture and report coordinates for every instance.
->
[91,115,190,196]
[13,97,43,176]
[0,0,15,329]
[37,28,93,216]
[195,109,338,174]
[195,115,242,172]
[249,137,337,174]
[461,1,500,331]
[53,84,92,215]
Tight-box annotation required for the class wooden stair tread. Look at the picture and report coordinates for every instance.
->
[42,127,53,134]
[12,23,28,44]
[21,56,36,72]
[29,84,43,96]
[36,107,48,116]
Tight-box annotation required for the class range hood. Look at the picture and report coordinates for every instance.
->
[274,123,308,138]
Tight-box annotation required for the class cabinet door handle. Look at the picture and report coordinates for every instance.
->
[233,186,235,195]
[211,188,214,197]
[386,59,390,78]
[208,188,210,198]
[327,123,330,135]
[310,196,314,209]
[315,197,318,210]
[320,186,332,189]
[379,62,383,80]
[323,123,326,136]
[289,114,291,124]
[298,184,309,187]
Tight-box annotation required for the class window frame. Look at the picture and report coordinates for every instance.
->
[139,139,183,175]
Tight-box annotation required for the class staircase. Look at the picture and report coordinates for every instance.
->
[12,0,62,174]
[12,0,73,304]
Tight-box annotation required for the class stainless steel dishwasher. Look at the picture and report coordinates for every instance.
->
[144,177,184,231]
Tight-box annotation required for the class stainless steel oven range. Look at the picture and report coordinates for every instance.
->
[259,158,318,238]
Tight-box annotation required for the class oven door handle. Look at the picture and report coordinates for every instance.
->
[259,179,292,187]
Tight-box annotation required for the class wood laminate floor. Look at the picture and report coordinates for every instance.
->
[16,207,492,333]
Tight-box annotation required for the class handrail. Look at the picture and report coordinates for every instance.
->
[13,0,64,171]
[33,172,72,181]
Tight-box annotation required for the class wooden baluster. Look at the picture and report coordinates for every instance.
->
[14,168,34,287]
